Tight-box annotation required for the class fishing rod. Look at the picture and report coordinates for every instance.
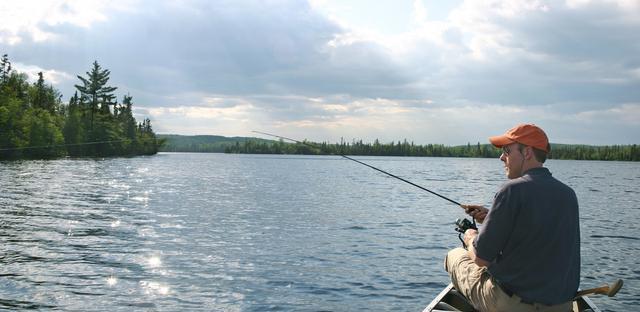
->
[253,131,626,304]
[252,130,462,207]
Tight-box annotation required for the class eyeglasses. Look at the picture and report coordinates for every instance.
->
[502,145,527,156]
[502,146,512,156]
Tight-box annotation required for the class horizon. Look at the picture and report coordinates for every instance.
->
[1,0,639,146]
[155,133,638,147]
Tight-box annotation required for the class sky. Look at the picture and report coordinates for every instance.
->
[1,0,639,145]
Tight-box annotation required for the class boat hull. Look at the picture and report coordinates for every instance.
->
[423,284,601,312]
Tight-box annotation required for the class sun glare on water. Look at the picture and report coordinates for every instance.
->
[106,276,117,286]
[148,256,162,268]
[140,281,170,296]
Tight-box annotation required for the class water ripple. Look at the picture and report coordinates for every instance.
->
[1,155,638,311]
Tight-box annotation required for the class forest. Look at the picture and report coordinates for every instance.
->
[222,138,640,161]
[158,134,271,153]
[0,54,160,159]
[158,134,639,161]
[3,52,636,162]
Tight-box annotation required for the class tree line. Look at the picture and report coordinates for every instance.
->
[157,134,270,153]
[549,144,639,161]
[224,138,640,161]
[224,139,500,157]
[0,54,161,159]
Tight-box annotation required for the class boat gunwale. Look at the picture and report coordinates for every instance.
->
[423,283,602,312]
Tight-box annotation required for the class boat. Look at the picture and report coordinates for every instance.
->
[422,283,601,312]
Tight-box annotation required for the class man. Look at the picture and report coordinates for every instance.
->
[445,124,580,312]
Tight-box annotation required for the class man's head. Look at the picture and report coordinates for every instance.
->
[489,124,549,179]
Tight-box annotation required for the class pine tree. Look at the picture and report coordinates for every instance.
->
[63,91,86,156]
[0,54,11,83]
[31,72,61,113]
[1,55,160,159]
[121,94,137,140]
[74,61,118,129]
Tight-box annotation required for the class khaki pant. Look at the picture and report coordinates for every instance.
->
[444,248,572,312]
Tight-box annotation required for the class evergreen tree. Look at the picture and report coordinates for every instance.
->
[0,54,11,83]
[1,54,160,159]
[0,70,31,158]
[0,57,64,158]
[121,94,137,140]
[74,61,120,155]
[74,61,118,129]
[23,108,65,158]
[63,91,86,156]
[31,72,61,113]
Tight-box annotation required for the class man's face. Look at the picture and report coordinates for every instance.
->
[500,143,524,179]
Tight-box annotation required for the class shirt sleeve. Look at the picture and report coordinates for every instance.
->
[473,184,518,263]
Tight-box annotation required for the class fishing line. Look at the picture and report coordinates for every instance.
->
[252,130,462,206]
[0,139,138,151]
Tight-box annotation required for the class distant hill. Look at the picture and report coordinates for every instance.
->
[157,134,273,153]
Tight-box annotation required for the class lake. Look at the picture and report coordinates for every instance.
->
[1,153,638,311]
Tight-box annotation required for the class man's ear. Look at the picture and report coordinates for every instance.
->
[524,146,534,160]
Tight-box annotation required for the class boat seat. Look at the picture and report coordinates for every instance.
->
[446,289,476,311]
[432,301,458,311]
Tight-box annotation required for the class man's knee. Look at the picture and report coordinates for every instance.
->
[445,247,469,273]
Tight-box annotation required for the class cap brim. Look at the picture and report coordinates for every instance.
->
[489,135,515,148]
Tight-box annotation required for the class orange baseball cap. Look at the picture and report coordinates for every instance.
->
[489,124,550,153]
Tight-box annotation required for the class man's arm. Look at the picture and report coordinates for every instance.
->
[464,229,490,267]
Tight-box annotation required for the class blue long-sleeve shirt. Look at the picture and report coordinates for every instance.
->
[474,167,580,305]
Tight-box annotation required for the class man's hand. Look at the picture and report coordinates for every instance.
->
[463,229,478,248]
[462,204,489,224]
[463,228,490,267]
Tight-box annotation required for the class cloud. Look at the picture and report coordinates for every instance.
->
[0,0,121,44]
[438,0,640,106]
[11,62,74,85]
[0,0,638,144]
[3,1,415,100]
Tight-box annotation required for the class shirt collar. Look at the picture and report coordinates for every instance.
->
[523,167,550,177]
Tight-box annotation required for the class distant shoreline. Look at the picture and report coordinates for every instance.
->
[158,134,640,162]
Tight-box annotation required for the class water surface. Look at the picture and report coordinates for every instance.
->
[1,153,638,311]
